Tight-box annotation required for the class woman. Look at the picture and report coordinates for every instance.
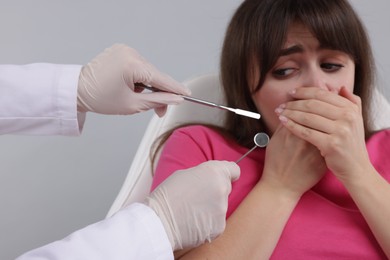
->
[151,0,390,258]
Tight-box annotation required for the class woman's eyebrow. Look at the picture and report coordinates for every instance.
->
[279,45,304,56]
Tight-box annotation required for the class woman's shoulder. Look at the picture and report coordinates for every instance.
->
[173,124,222,136]
[367,128,390,144]
[170,124,226,141]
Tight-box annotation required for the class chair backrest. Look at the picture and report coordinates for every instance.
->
[106,74,227,217]
[106,73,390,218]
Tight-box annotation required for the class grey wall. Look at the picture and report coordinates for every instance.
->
[0,0,389,259]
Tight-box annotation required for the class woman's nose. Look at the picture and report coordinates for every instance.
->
[302,69,329,90]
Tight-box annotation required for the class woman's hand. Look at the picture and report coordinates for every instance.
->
[276,87,371,184]
[261,124,327,199]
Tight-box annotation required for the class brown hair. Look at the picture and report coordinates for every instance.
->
[222,0,376,148]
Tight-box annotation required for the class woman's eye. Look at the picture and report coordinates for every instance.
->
[272,68,295,78]
[321,63,344,72]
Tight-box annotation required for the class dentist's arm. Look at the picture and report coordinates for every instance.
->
[0,44,189,135]
[0,63,82,135]
[16,161,240,260]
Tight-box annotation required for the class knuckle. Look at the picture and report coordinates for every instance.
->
[300,113,310,125]
[314,89,327,99]
[304,99,316,110]
[337,124,350,137]
[342,110,356,122]
[300,127,312,139]
[327,136,343,153]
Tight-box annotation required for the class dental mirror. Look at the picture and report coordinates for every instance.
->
[236,132,269,163]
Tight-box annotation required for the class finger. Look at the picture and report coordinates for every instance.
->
[279,114,326,149]
[280,109,335,134]
[137,91,184,106]
[154,106,167,117]
[290,87,351,108]
[221,161,241,182]
[128,92,183,114]
[147,64,191,96]
[279,99,343,121]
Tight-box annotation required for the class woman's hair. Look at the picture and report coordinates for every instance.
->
[222,0,376,147]
[151,0,376,168]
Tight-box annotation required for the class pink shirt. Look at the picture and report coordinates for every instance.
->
[151,125,390,259]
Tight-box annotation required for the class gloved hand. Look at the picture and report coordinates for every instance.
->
[145,160,240,250]
[77,44,190,117]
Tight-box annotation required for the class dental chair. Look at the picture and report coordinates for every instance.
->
[107,73,226,217]
[107,73,390,218]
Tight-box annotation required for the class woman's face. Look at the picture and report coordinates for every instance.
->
[251,23,356,134]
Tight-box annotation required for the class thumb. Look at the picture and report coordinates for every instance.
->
[220,161,241,182]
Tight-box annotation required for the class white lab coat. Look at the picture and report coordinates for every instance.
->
[0,63,83,135]
[1,64,173,259]
[16,203,173,260]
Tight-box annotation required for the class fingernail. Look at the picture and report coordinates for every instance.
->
[275,107,284,114]
[289,89,296,95]
[279,115,288,124]
[275,103,286,114]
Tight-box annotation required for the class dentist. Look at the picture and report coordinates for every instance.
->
[1,44,240,259]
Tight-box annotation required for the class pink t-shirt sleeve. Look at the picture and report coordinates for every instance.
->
[151,126,212,191]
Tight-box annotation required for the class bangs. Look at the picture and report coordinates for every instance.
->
[296,0,360,61]
[250,0,363,91]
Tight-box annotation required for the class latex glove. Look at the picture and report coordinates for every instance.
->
[77,44,191,117]
[145,160,240,250]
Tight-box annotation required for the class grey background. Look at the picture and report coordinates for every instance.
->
[0,0,389,259]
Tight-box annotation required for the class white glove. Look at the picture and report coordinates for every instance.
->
[145,160,240,250]
[77,44,190,117]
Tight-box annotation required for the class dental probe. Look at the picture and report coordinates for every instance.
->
[136,83,261,120]
[236,132,269,163]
